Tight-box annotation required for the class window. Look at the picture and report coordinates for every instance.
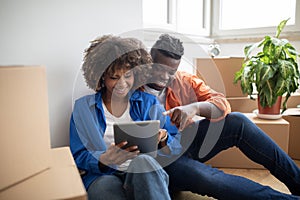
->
[176,0,209,35]
[143,0,169,26]
[143,0,300,39]
[219,0,296,30]
[212,0,300,38]
[143,0,210,37]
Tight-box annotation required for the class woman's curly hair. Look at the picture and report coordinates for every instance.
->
[82,35,152,92]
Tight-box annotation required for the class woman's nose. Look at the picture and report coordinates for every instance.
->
[117,76,127,86]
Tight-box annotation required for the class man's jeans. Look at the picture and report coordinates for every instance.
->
[165,112,300,200]
[88,154,170,200]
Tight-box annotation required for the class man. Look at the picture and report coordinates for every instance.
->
[142,34,300,200]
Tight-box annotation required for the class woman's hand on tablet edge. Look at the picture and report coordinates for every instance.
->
[99,142,139,166]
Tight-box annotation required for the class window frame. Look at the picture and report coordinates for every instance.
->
[211,0,300,39]
[142,0,300,41]
[142,0,212,43]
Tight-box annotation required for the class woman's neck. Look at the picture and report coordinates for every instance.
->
[102,93,129,117]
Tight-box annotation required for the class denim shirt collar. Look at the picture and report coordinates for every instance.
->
[91,90,143,110]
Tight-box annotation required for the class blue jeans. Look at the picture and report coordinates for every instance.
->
[164,112,300,200]
[87,154,171,200]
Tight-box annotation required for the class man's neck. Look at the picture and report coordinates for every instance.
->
[144,85,166,106]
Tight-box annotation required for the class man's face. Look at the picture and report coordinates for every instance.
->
[147,51,180,91]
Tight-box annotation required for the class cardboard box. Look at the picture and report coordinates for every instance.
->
[195,57,246,97]
[227,96,258,113]
[0,66,51,190]
[284,94,300,108]
[206,113,289,169]
[51,146,76,167]
[282,108,300,160]
[0,147,87,200]
[227,93,300,113]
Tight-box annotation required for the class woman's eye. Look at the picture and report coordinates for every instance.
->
[110,76,119,80]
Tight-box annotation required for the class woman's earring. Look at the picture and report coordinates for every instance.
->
[95,77,104,91]
[101,77,105,87]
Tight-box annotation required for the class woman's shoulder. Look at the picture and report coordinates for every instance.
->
[75,94,94,102]
[74,93,99,107]
[131,90,157,101]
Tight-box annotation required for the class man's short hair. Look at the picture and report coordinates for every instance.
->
[150,34,184,60]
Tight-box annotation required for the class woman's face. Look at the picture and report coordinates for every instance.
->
[103,68,134,100]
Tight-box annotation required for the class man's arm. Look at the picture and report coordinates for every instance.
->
[163,102,223,131]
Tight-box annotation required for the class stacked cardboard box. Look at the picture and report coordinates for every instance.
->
[228,94,300,113]
[0,147,86,200]
[195,57,246,97]
[227,94,300,161]
[283,108,300,160]
[0,66,86,199]
[206,114,289,169]
[195,57,294,169]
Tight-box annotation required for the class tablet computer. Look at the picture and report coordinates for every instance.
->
[113,120,160,157]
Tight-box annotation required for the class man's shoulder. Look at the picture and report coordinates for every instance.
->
[173,71,196,84]
[176,70,194,78]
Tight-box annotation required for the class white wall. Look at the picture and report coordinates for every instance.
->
[1,0,299,148]
[0,0,143,147]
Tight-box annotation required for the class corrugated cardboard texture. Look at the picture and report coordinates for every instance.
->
[283,115,300,160]
[0,147,87,200]
[0,66,51,190]
[195,57,246,97]
[227,94,300,113]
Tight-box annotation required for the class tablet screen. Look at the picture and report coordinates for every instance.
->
[113,120,160,157]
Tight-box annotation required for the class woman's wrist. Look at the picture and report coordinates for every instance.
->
[160,133,168,142]
[159,129,168,142]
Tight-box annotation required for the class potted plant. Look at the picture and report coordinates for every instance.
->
[234,18,300,115]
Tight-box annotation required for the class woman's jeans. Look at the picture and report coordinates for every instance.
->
[164,112,300,200]
[87,154,170,200]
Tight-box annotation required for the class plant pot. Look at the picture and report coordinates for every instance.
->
[258,96,282,115]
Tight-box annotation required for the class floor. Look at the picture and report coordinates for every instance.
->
[173,160,300,200]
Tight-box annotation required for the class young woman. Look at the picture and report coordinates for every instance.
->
[70,35,181,200]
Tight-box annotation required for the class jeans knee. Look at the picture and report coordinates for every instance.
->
[128,154,162,173]
[133,154,153,163]
[226,112,249,125]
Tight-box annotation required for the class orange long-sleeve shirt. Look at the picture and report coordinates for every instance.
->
[164,71,231,121]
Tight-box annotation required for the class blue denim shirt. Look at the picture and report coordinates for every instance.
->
[70,90,182,189]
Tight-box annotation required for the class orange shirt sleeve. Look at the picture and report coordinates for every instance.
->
[166,71,231,121]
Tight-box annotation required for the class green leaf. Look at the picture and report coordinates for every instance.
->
[275,18,289,38]
[259,64,275,84]
[284,43,298,61]
[234,18,299,111]
[275,78,286,96]
[244,40,263,58]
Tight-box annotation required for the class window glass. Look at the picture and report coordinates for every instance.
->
[142,0,298,38]
[220,0,296,30]
[143,0,168,25]
[177,0,204,35]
